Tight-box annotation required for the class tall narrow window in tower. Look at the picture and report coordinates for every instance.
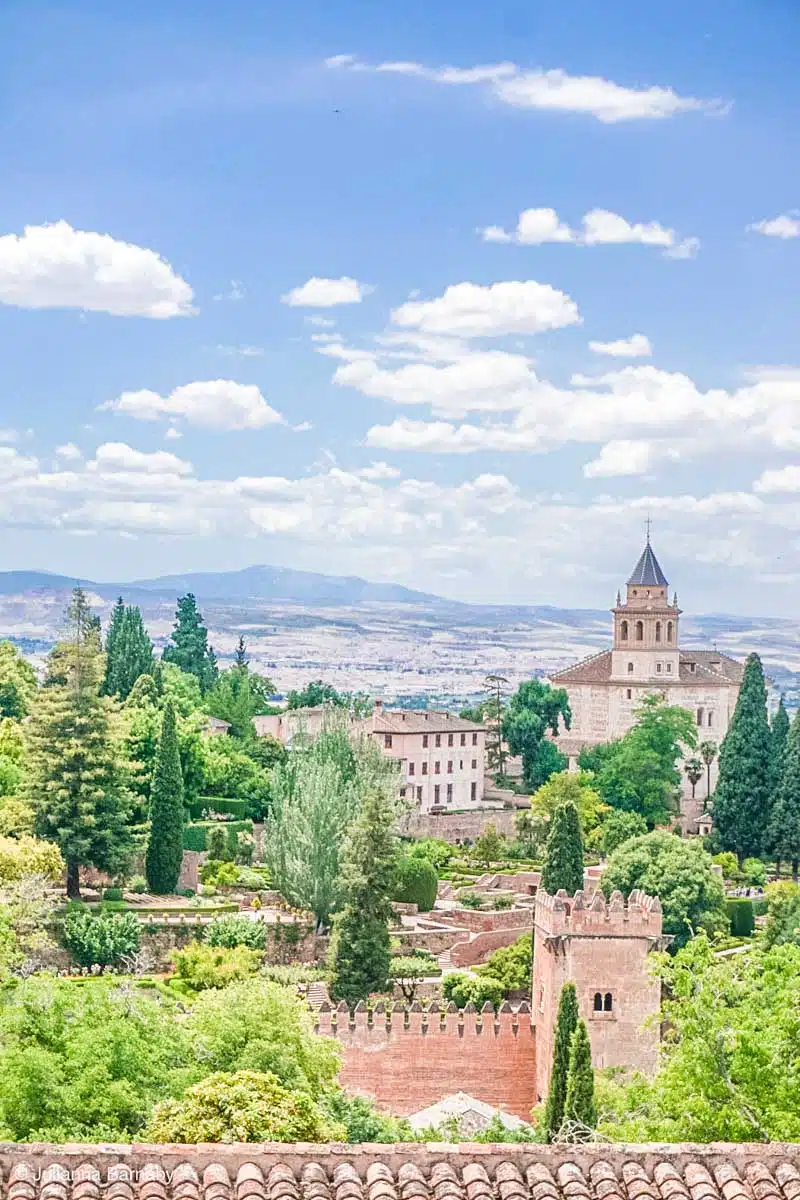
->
[621,620,628,641]
[667,621,674,643]
[635,621,644,641]
[655,622,662,643]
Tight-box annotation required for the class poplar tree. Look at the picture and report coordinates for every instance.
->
[713,653,772,862]
[541,802,584,895]
[563,1018,596,1133]
[329,787,398,1006]
[766,710,800,880]
[543,981,578,1142]
[162,594,218,694]
[27,588,135,898]
[145,700,185,894]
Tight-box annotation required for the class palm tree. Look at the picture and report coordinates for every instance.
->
[699,740,717,808]
[684,756,703,799]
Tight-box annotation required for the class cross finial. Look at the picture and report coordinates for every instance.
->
[645,514,652,544]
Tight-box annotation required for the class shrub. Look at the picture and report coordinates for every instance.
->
[189,797,247,820]
[600,811,648,856]
[741,857,767,887]
[129,875,147,894]
[389,955,438,1002]
[407,838,454,870]
[206,825,231,862]
[442,972,504,1011]
[103,887,124,901]
[171,943,262,992]
[458,890,484,909]
[237,867,271,890]
[63,909,140,968]
[726,898,755,938]
[261,965,328,987]
[206,915,268,950]
[712,851,740,880]
[476,932,532,994]
[393,855,437,912]
[200,860,239,887]
[492,895,513,910]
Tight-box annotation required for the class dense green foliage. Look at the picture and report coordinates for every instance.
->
[205,914,269,949]
[145,700,185,894]
[392,854,437,911]
[476,932,533,994]
[162,594,218,695]
[0,641,37,719]
[726,897,755,937]
[541,802,584,895]
[171,943,262,991]
[62,908,140,967]
[767,709,800,877]
[543,981,578,1141]
[602,831,728,949]
[501,679,571,790]
[763,882,800,948]
[563,1018,596,1132]
[531,771,606,835]
[441,972,504,1010]
[103,600,155,700]
[599,810,648,856]
[329,788,398,1005]
[714,653,772,861]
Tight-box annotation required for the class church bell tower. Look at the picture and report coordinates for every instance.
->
[610,535,681,683]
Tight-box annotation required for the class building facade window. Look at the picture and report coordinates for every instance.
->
[696,707,704,727]
[472,733,478,746]
[416,786,422,802]
[408,762,415,776]
[620,620,628,641]
[400,786,406,798]
[666,662,672,673]
[635,620,644,642]
[460,733,466,746]
[422,734,428,748]
[655,621,662,643]
[604,992,613,1012]
[448,733,454,747]
[656,662,662,674]
[435,734,441,748]
[471,758,477,769]
[447,783,453,802]
[434,785,440,804]
[384,733,393,748]
[421,762,428,775]
[667,621,674,643]
[434,761,441,775]
[708,711,714,727]
[628,662,634,674]
[593,992,603,1012]
[447,761,453,774]
[470,781,477,802]
[626,688,632,699]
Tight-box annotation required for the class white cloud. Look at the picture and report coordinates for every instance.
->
[55,442,82,460]
[282,276,369,307]
[0,447,39,481]
[748,213,800,240]
[583,439,653,477]
[305,314,336,328]
[216,344,265,357]
[0,221,193,318]
[391,280,580,337]
[753,465,800,494]
[101,380,285,431]
[0,429,18,443]
[357,461,402,480]
[482,206,698,257]
[165,427,183,440]
[589,334,653,358]
[87,442,193,475]
[326,55,724,123]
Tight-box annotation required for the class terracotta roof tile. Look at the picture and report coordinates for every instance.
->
[550,651,613,685]
[1,1149,800,1200]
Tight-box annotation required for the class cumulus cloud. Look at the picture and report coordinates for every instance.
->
[589,334,653,358]
[282,277,369,307]
[87,442,193,475]
[481,207,698,258]
[325,55,724,123]
[753,465,800,494]
[583,439,653,477]
[391,280,580,337]
[101,380,285,431]
[748,213,800,240]
[55,443,82,460]
[0,221,194,318]
[358,461,402,480]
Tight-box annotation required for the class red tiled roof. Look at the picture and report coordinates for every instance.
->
[550,651,613,684]
[371,710,485,734]
[2,1146,800,1200]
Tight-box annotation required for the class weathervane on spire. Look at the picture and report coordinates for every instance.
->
[645,514,652,544]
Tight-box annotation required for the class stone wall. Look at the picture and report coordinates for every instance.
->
[316,1002,535,1121]
[399,809,516,843]
[450,929,527,968]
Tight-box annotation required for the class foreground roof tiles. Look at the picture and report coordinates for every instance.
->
[2,1146,800,1200]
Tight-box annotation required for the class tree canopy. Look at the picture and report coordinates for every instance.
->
[162,594,218,695]
[502,679,571,790]
[713,654,772,861]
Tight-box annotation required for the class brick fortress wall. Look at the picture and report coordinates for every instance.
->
[314,1002,536,1121]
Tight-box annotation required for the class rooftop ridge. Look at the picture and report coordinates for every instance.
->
[550,648,611,678]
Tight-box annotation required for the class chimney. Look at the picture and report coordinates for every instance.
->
[374,699,382,710]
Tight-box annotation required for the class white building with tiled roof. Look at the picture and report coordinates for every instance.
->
[550,538,744,831]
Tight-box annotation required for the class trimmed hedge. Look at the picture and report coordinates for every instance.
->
[726,897,755,937]
[187,797,248,820]
[393,855,438,912]
[183,820,253,852]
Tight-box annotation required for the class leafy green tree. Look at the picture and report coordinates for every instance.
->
[393,854,437,911]
[531,771,606,835]
[714,653,772,862]
[201,734,272,821]
[602,830,728,949]
[0,641,37,719]
[473,822,505,867]
[541,802,584,895]
[103,600,154,700]
[588,696,697,826]
[145,700,185,894]
[543,981,578,1141]
[564,1018,596,1133]
[63,909,140,968]
[599,810,647,856]
[26,589,135,898]
[767,710,800,879]
[476,931,532,995]
[206,669,261,739]
[405,837,454,871]
[501,679,571,790]
[329,787,399,1005]
[389,955,430,1002]
[763,882,800,947]
[162,594,218,694]
[441,972,504,1010]
[234,635,248,670]
[599,937,800,1142]
[513,808,547,858]
[145,1070,338,1143]
[287,680,343,709]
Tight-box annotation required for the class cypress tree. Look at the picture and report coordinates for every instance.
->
[543,981,579,1141]
[27,588,135,898]
[714,653,772,862]
[563,1018,596,1133]
[329,787,398,1006]
[104,601,155,700]
[101,597,125,695]
[767,710,800,880]
[770,698,790,795]
[145,699,185,894]
[541,802,584,895]
[162,594,218,694]
[234,636,248,670]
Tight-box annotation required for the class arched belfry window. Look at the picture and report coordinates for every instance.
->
[667,621,674,643]
[655,621,662,643]
[604,992,613,1012]
[635,621,644,642]
[620,620,628,642]
[593,992,603,1012]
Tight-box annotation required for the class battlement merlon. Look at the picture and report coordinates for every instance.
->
[312,999,533,1039]
[534,887,663,937]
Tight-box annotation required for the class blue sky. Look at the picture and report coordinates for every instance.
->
[0,0,799,614]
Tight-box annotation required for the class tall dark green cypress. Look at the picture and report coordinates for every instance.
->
[563,1018,596,1133]
[162,594,218,694]
[101,598,126,695]
[714,653,772,862]
[543,981,579,1141]
[767,710,800,880]
[104,601,154,700]
[329,787,398,1006]
[770,698,790,795]
[541,802,584,895]
[145,699,185,894]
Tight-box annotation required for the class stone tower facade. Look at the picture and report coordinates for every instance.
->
[532,888,665,1102]
[610,540,681,683]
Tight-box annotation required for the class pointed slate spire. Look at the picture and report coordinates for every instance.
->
[627,542,668,587]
